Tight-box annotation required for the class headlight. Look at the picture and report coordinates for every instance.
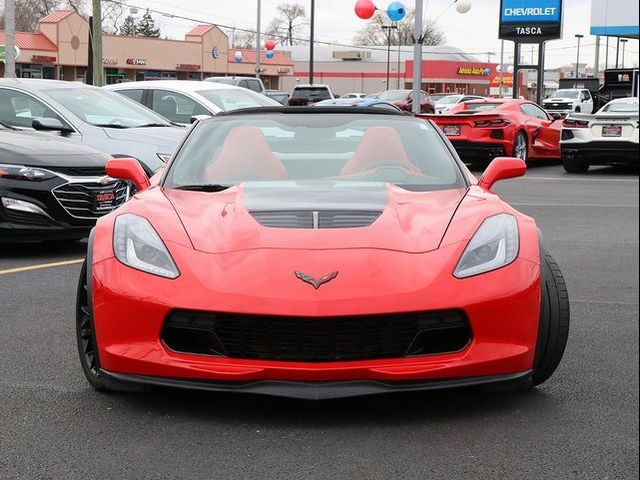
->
[0,164,57,181]
[113,214,180,279]
[454,214,519,279]
[157,153,172,163]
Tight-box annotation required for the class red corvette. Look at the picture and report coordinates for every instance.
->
[76,107,569,400]
[427,99,562,166]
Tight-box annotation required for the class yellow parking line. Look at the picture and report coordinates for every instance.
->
[0,258,84,276]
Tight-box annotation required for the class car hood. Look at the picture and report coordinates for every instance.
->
[0,130,110,166]
[103,126,186,150]
[164,182,467,254]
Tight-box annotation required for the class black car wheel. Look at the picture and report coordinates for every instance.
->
[76,260,141,392]
[532,251,570,386]
[563,157,590,174]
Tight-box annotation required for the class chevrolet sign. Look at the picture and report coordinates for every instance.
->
[499,0,563,41]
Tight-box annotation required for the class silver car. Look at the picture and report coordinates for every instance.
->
[0,79,187,173]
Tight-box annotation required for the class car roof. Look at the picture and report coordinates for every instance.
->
[0,78,94,91]
[607,96,639,105]
[104,80,245,92]
[293,84,330,88]
[217,106,406,117]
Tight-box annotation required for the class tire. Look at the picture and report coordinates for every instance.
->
[563,156,590,174]
[513,132,528,161]
[532,251,570,386]
[76,260,142,392]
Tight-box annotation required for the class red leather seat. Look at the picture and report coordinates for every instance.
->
[340,126,419,176]
[205,126,287,181]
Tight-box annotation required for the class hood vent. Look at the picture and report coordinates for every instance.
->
[250,210,382,229]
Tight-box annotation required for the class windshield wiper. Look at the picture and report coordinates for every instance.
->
[92,123,131,129]
[136,123,174,128]
[0,120,19,130]
[174,184,232,192]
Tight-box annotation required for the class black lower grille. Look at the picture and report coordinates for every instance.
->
[162,310,471,362]
[53,180,129,219]
[4,210,56,227]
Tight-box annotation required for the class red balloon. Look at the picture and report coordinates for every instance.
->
[355,0,376,19]
[265,39,276,51]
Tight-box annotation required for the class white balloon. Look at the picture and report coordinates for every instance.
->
[456,0,472,14]
[507,65,514,74]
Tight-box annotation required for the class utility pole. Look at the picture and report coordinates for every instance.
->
[92,0,103,86]
[499,40,505,98]
[309,0,315,84]
[615,37,620,68]
[4,0,16,78]
[620,39,628,68]
[255,0,261,79]
[594,36,600,78]
[575,34,583,78]
[411,0,423,114]
[382,24,398,90]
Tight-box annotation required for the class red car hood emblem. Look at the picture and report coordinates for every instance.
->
[294,271,339,289]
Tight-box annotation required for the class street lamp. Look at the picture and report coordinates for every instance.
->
[382,23,398,90]
[620,39,629,68]
[575,34,584,78]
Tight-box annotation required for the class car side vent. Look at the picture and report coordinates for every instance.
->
[250,210,382,229]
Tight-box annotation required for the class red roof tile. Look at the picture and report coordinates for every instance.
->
[39,9,75,24]
[186,25,213,37]
[230,49,293,66]
[0,31,58,52]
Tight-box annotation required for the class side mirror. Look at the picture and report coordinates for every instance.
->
[106,158,150,192]
[190,114,212,124]
[478,157,526,190]
[32,117,73,133]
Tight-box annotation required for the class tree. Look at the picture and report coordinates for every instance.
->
[136,9,160,38]
[353,9,445,46]
[0,0,84,32]
[119,14,137,36]
[230,29,256,49]
[266,3,307,46]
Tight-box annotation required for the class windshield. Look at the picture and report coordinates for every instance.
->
[46,88,171,128]
[164,113,465,192]
[206,78,236,85]
[378,91,409,101]
[552,90,579,99]
[197,89,278,111]
[602,101,639,113]
[291,87,332,101]
[437,95,463,105]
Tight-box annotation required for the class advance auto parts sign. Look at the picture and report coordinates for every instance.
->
[499,0,563,41]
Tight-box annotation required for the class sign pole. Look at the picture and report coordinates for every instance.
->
[411,0,423,115]
[4,0,16,78]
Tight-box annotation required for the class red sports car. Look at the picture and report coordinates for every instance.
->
[76,107,569,400]
[427,99,562,166]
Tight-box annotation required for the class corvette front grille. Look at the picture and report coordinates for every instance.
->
[250,210,382,229]
[162,310,471,362]
[52,180,129,219]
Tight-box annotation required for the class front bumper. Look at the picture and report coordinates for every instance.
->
[91,240,542,387]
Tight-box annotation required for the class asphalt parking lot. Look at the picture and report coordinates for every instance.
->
[1,164,638,480]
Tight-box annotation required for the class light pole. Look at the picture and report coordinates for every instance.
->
[256,0,261,79]
[382,23,398,90]
[574,34,584,78]
[4,0,16,78]
[309,0,315,84]
[620,39,628,68]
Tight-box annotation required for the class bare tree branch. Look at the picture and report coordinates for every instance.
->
[353,9,445,47]
[266,3,307,46]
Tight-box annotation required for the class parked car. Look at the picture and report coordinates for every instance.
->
[267,90,290,105]
[0,79,185,174]
[342,93,367,99]
[77,106,569,398]
[543,88,595,118]
[105,80,279,125]
[204,76,289,103]
[561,97,639,173]
[313,98,403,112]
[377,89,435,114]
[434,94,485,114]
[428,98,561,165]
[288,84,335,106]
[0,122,128,243]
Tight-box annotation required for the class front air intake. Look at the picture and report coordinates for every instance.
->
[250,210,382,229]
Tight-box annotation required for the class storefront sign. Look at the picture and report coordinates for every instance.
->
[499,0,563,41]
[103,58,118,65]
[176,64,201,71]
[277,67,290,74]
[126,58,148,66]
[457,66,491,76]
[31,55,57,63]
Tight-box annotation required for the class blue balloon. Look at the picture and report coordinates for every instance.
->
[483,68,491,76]
[387,2,406,21]
[265,50,274,59]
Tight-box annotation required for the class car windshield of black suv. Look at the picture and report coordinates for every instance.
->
[164,113,466,192]
[290,87,332,101]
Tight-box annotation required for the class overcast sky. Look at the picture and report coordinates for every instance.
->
[124,0,639,69]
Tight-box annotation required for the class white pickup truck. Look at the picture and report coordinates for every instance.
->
[543,89,594,118]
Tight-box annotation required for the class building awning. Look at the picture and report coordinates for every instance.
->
[0,31,58,52]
